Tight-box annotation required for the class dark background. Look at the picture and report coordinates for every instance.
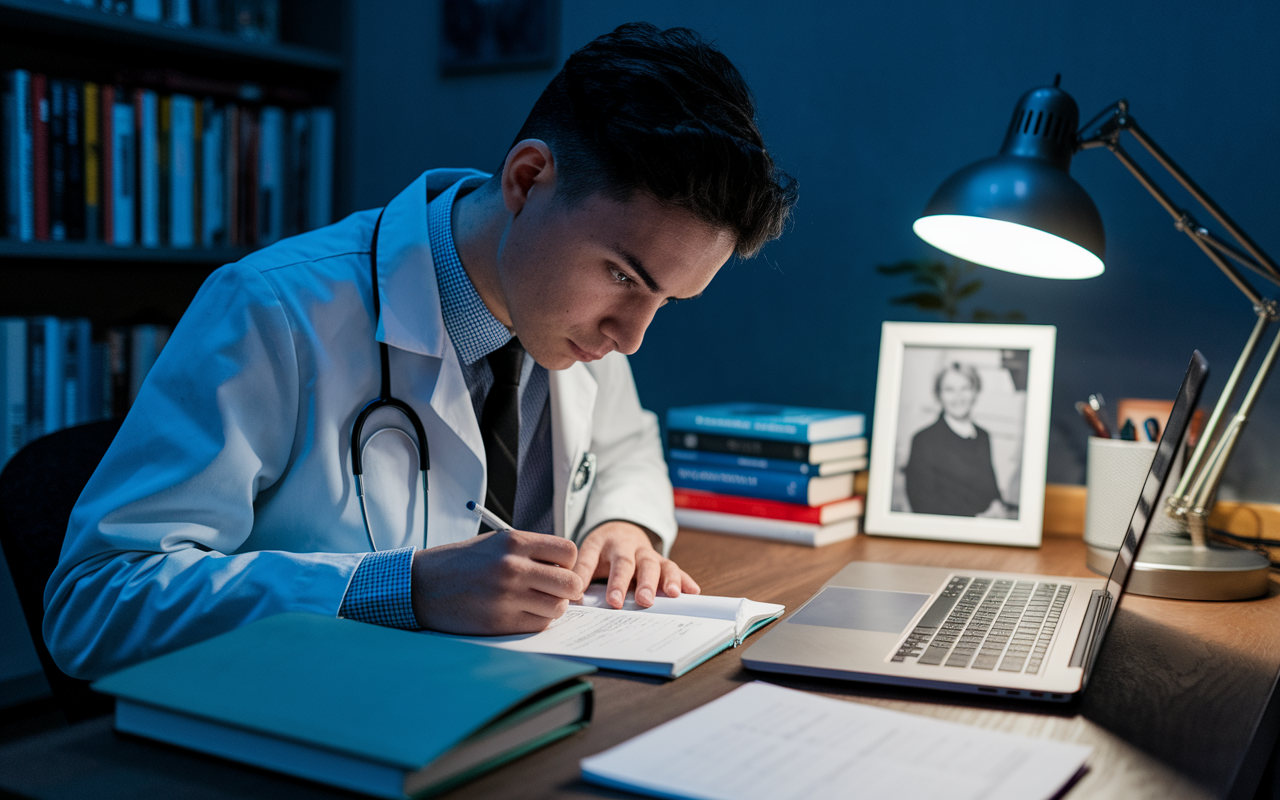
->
[345,0,1280,503]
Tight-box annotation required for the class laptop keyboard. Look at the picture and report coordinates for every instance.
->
[891,576,1072,674]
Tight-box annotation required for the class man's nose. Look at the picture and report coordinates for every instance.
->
[606,304,658,355]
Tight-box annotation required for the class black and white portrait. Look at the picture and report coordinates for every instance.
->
[890,347,1028,519]
[866,323,1056,547]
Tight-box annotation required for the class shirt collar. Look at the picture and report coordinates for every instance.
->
[428,177,512,366]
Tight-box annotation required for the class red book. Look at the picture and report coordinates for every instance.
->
[31,73,49,241]
[102,85,115,244]
[673,488,863,525]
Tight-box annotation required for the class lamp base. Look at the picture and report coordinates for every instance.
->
[1086,529,1271,601]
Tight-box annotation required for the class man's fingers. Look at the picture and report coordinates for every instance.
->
[523,560,585,600]
[681,569,701,595]
[633,554,662,606]
[605,553,636,608]
[509,529,578,568]
[658,559,684,599]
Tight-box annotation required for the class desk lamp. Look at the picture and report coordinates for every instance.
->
[914,77,1276,600]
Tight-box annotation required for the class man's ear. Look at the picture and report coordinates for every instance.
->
[501,139,556,217]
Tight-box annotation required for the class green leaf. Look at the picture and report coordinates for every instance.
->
[955,280,984,299]
[875,261,922,276]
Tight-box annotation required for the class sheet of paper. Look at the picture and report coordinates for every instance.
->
[457,606,734,666]
[581,682,1090,800]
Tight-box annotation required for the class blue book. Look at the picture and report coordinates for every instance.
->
[670,464,855,506]
[93,613,595,799]
[667,403,865,443]
[668,448,865,477]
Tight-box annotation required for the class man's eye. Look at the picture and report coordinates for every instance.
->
[610,268,632,284]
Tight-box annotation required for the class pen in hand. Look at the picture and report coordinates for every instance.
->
[466,500,513,533]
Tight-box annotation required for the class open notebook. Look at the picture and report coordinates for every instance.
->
[433,586,784,678]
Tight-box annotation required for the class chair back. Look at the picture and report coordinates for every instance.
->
[0,419,122,721]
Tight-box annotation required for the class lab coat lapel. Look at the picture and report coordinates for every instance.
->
[550,363,597,540]
[371,170,489,486]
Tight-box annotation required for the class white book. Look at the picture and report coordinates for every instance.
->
[200,99,225,246]
[169,94,195,247]
[0,319,26,467]
[111,97,135,246]
[437,586,784,679]
[257,106,284,244]
[582,681,1092,800]
[308,107,333,230]
[138,90,160,247]
[675,508,859,547]
[5,70,33,241]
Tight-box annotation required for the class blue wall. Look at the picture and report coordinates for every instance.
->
[348,0,1280,501]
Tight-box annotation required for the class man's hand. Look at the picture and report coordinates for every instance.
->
[411,530,584,635]
[571,521,700,609]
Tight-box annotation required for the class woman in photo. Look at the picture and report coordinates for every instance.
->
[905,362,1008,517]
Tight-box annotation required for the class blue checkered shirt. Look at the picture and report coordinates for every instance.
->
[339,177,554,628]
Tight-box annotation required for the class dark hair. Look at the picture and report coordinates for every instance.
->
[510,22,797,259]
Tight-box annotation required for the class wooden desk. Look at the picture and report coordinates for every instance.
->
[1,529,1277,800]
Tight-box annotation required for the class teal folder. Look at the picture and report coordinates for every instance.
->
[92,613,595,798]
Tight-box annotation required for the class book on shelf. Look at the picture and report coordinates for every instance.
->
[580,681,1091,800]
[670,464,854,506]
[666,428,866,464]
[1,67,334,250]
[0,316,173,469]
[674,508,860,547]
[436,585,784,679]
[673,488,863,525]
[92,613,594,800]
[668,447,866,476]
[667,402,866,443]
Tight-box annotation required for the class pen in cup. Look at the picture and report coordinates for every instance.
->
[466,500,513,533]
[1075,401,1111,438]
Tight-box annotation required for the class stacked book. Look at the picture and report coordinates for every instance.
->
[1,317,171,469]
[3,67,333,249]
[667,403,867,546]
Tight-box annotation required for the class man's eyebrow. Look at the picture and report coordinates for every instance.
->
[615,247,703,303]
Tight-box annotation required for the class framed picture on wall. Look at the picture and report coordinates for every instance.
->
[864,322,1057,547]
[440,0,559,75]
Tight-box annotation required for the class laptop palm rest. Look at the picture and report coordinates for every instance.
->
[788,587,930,633]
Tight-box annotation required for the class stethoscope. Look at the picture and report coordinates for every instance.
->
[350,209,430,552]
[348,208,599,551]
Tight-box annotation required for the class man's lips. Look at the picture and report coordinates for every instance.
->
[569,341,608,361]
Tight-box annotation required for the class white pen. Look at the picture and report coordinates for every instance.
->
[466,500,514,533]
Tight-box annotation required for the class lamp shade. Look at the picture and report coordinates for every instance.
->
[914,86,1106,280]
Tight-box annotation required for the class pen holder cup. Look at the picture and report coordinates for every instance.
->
[1084,437,1158,558]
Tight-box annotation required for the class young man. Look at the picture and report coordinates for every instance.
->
[44,23,797,679]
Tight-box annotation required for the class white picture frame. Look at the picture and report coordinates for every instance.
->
[864,322,1056,547]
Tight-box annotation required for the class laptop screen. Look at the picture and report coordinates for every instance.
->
[1083,350,1209,678]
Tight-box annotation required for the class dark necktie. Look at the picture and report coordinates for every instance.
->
[480,337,524,529]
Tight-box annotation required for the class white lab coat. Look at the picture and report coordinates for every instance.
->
[44,169,677,680]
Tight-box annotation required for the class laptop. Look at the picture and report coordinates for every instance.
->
[742,351,1208,703]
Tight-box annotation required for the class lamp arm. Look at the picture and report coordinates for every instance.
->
[1076,100,1280,546]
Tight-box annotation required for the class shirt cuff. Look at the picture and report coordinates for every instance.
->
[338,546,418,629]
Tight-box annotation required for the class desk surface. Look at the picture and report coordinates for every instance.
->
[2,529,1278,800]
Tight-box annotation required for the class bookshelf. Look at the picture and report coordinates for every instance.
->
[0,0,346,325]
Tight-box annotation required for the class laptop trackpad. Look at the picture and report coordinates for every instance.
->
[788,587,930,633]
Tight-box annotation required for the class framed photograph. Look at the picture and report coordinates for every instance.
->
[864,322,1056,547]
[440,0,559,76]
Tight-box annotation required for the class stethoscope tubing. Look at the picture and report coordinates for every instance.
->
[351,209,431,551]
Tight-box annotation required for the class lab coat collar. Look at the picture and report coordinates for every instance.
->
[373,169,490,359]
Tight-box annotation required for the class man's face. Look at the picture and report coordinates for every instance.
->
[495,187,736,370]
